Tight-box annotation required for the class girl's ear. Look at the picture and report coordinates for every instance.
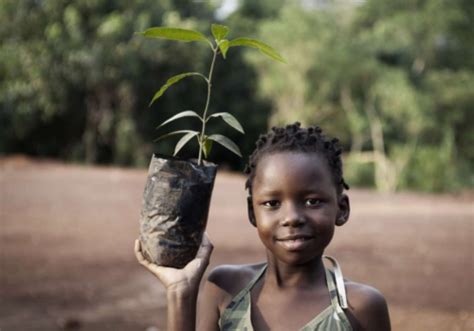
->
[336,194,350,226]
[247,196,257,227]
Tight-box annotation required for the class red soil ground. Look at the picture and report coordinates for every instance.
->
[1,156,473,331]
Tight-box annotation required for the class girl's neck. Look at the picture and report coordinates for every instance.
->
[263,254,326,289]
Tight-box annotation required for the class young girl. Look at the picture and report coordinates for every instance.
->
[135,123,391,331]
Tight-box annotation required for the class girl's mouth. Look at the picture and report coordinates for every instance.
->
[276,235,313,250]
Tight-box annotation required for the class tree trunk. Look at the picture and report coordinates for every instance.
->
[82,87,115,163]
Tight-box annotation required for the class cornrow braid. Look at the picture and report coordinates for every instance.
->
[244,122,349,195]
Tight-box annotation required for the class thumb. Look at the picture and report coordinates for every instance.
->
[186,232,213,271]
[195,232,213,261]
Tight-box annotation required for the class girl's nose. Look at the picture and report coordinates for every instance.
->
[281,204,305,227]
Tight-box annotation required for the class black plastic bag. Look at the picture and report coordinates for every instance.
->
[139,154,217,268]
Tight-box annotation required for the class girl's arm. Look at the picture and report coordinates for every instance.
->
[134,235,214,331]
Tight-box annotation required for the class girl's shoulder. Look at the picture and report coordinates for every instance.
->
[203,263,265,311]
[344,280,391,330]
[207,262,265,294]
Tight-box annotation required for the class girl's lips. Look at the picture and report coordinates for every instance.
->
[276,236,314,251]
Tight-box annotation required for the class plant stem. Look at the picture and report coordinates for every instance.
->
[197,46,218,165]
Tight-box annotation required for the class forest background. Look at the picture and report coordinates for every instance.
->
[1,0,473,193]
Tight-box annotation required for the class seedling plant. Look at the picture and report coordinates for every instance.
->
[138,24,285,165]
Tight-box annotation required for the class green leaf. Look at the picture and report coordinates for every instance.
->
[207,134,242,157]
[209,112,244,133]
[228,37,286,63]
[157,110,202,129]
[139,27,211,45]
[219,39,229,58]
[202,137,213,159]
[154,130,198,142]
[211,24,229,42]
[149,72,207,106]
[173,131,199,156]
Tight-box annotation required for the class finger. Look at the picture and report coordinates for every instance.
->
[134,239,142,259]
[145,262,168,277]
[134,239,143,260]
[202,232,212,247]
[195,232,213,261]
[134,239,150,266]
[134,242,168,278]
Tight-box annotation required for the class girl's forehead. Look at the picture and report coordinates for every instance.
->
[256,151,329,171]
[253,151,333,189]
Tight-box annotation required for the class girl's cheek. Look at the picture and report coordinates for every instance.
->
[255,212,278,228]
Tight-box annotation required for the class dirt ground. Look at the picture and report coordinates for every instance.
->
[1,156,473,331]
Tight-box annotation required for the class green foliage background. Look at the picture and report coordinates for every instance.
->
[1,0,473,192]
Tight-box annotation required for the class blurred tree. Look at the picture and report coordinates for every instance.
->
[0,0,275,170]
[248,0,473,191]
[1,0,472,191]
[352,0,474,191]
[0,0,215,165]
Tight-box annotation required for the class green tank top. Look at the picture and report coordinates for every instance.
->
[218,256,353,331]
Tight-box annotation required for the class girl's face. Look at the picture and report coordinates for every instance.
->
[251,151,349,265]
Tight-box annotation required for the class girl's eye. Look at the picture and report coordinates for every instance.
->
[263,200,280,208]
[305,198,322,207]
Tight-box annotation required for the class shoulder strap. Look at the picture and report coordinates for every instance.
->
[323,255,348,309]
[228,264,267,306]
[219,264,267,328]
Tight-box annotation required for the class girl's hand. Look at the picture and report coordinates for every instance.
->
[134,233,213,294]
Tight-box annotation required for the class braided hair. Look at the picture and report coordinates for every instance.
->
[244,122,349,195]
